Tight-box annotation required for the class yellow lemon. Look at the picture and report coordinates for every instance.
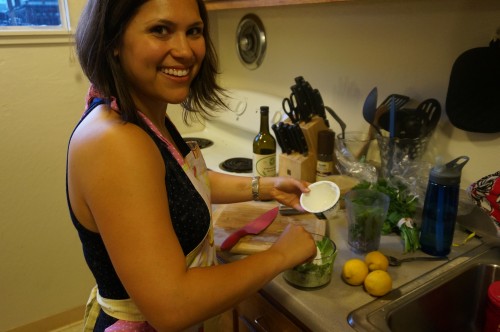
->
[342,258,369,286]
[364,270,392,297]
[365,251,389,271]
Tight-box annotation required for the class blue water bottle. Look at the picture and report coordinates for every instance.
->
[419,156,469,256]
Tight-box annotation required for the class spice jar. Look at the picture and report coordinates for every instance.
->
[484,281,500,332]
[316,129,338,181]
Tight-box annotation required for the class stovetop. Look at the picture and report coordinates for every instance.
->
[176,89,284,175]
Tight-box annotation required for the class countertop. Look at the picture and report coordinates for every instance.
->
[217,206,484,331]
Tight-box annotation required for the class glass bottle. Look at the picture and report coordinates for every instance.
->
[419,156,469,256]
[316,129,338,181]
[253,106,276,176]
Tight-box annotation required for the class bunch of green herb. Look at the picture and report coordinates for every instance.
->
[352,179,420,253]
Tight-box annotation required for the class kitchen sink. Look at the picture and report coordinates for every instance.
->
[348,244,500,332]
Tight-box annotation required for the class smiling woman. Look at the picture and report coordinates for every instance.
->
[67,0,316,331]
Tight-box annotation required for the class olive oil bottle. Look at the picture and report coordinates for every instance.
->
[253,106,276,176]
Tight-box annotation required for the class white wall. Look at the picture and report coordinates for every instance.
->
[1,0,500,330]
[209,0,500,186]
[0,1,93,330]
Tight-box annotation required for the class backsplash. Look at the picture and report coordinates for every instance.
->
[207,0,500,186]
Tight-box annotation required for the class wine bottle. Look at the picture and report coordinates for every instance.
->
[253,106,276,176]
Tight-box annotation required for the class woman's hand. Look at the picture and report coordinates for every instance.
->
[269,224,317,269]
[260,176,310,211]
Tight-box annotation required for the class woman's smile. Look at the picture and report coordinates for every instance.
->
[160,67,190,77]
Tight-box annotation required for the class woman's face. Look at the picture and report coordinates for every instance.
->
[116,0,206,111]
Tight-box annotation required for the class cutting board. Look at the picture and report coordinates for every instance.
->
[213,201,325,255]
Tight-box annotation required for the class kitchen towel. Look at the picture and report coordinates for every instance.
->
[468,170,500,233]
[446,39,500,133]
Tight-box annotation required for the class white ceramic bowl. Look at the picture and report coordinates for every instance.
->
[300,181,340,214]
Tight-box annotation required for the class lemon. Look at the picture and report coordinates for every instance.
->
[365,251,389,271]
[342,258,369,286]
[364,270,392,296]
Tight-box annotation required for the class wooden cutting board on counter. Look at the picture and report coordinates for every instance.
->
[213,201,325,255]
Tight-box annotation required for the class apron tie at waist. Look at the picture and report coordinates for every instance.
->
[83,286,147,331]
[97,290,146,321]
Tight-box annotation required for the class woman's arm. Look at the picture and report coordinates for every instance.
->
[208,170,310,210]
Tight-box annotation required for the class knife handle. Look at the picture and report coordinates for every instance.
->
[278,122,292,154]
[271,123,285,152]
[220,228,248,251]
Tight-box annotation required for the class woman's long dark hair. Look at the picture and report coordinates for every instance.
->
[75,0,226,127]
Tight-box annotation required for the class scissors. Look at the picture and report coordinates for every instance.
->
[282,94,299,123]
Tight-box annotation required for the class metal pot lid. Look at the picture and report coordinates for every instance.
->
[236,14,266,70]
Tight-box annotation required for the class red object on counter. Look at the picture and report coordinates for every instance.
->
[484,281,500,332]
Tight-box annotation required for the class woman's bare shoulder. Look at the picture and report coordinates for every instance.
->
[72,105,145,142]
[67,106,168,233]
[68,105,164,182]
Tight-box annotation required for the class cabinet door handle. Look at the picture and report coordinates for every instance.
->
[239,316,258,332]
[253,315,270,332]
[239,315,270,332]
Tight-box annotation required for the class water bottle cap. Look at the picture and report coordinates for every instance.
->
[429,156,469,185]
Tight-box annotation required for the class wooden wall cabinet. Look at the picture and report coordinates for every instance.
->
[205,0,347,11]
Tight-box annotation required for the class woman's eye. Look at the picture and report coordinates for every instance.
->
[151,26,169,35]
[188,26,203,36]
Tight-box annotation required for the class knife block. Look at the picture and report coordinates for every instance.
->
[279,153,317,182]
[299,116,330,156]
[278,116,329,182]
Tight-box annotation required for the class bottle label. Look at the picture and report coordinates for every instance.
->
[316,160,334,177]
[253,153,276,177]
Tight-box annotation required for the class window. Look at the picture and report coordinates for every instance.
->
[0,0,69,31]
[0,0,71,45]
[1,0,60,27]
